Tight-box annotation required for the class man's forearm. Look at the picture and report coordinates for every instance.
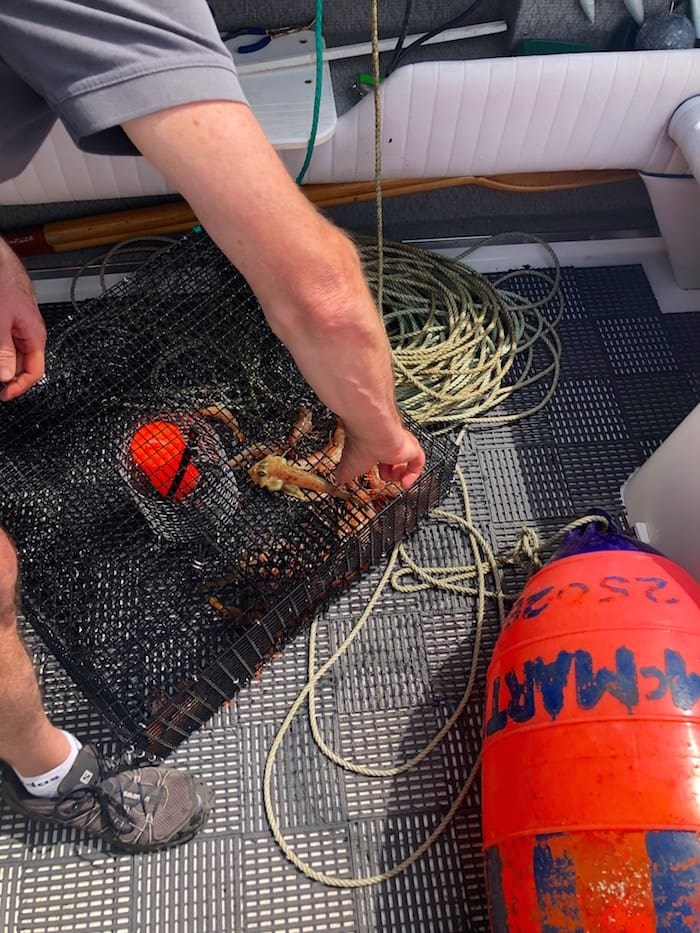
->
[122,101,403,444]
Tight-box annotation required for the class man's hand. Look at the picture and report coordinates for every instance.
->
[0,238,46,402]
[335,424,426,490]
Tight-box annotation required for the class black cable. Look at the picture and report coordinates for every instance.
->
[385,0,486,77]
[386,0,414,77]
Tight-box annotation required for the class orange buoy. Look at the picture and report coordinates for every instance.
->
[482,542,700,931]
[129,420,200,500]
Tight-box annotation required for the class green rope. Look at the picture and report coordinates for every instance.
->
[295,0,324,185]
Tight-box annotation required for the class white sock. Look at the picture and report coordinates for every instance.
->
[16,731,83,798]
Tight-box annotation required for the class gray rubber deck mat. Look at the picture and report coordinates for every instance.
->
[2,262,699,933]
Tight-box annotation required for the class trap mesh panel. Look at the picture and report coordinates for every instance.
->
[0,233,456,758]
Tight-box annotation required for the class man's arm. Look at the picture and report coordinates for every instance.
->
[0,237,46,402]
[123,101,425,488]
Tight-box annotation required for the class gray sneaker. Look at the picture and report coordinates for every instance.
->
[0,744,212,852]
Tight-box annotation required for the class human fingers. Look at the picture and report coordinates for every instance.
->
[378,455,424,490]
[334,447,375,487]
[0,318,17,389]
[0,320,46,402]
[395,458,424,489]
[0,347,45,402]
[401,438,426,488]
[378,434,425,489]
[337,428,426,488]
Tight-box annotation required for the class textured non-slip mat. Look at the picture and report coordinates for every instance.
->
[1,261,698,932]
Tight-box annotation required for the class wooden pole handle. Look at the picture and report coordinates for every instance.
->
[7,170,638,256]
[45,201,197,247]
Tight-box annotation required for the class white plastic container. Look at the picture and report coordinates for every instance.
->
[640,173,700,291]
[622,403,700,581]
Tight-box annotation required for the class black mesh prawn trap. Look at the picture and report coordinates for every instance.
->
[0,232,456,758]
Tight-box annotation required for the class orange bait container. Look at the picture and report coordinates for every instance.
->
[482,535,700,931]
[129,420,200,500]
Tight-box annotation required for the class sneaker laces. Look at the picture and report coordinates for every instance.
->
[53,747,147,834]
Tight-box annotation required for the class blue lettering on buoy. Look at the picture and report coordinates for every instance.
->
[640,664,667,701]
[531,652,574,719]
[599,576,630,601]
[486,677,507,736]
[641,650,700,711]
[522,586,555,619]
[505,576,681,628]
[486,648,700,736]
[505,666,535,723]
[574,647,638,713]
[636,577,680,604]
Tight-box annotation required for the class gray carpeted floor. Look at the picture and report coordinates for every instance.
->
[1,259,698,933]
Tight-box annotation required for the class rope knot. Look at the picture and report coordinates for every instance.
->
[507,526,543,573]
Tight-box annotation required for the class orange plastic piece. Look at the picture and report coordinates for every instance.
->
[482,550,700,931]
[129,421,200,500]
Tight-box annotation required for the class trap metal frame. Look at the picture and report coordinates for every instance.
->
[0,233,456,758]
